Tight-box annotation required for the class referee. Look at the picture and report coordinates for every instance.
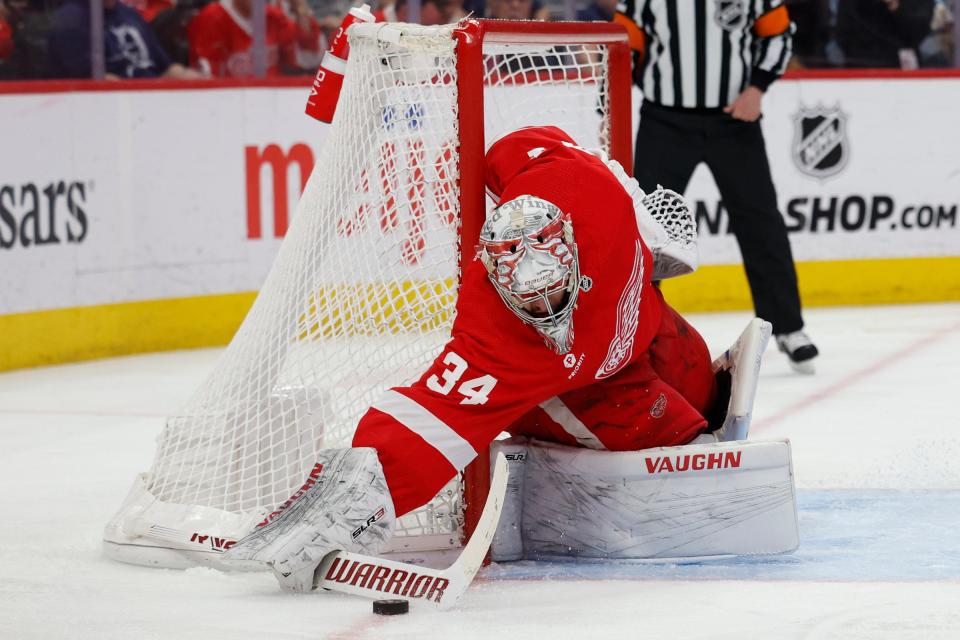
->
[614,0,819,373]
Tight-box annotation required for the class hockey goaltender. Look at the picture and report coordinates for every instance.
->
[224,126,800,599]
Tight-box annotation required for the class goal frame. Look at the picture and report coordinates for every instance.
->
[102,18,634,568]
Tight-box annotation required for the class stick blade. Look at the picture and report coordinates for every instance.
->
[315,453,509,610]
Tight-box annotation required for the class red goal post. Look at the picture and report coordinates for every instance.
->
[452,19,633,545]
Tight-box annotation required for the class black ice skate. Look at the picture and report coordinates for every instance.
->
[775,330,819,374]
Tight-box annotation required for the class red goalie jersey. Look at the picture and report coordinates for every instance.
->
[187,1,297,78]
[353,126,718,516]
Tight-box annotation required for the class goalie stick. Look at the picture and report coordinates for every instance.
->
[140,453,508,611]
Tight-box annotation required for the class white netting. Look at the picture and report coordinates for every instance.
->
[642,187,697,247]
[641,186,699,280]
[482,42,610,149]
[110,21,620,557]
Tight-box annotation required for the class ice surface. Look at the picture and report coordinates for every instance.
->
[1,303,958,639]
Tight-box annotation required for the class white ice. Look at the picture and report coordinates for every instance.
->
[1,303,958,640]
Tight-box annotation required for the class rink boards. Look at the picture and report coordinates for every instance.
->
[0,73,958,369]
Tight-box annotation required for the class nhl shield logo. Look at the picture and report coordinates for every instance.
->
[714,0,746,31]
[792,105,849,178]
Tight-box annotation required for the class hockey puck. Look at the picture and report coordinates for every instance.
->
[372,599,409,616]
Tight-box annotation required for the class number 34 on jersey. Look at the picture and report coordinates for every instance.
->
[426,351,498,406]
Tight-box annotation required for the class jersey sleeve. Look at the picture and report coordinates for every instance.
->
[613,0,646,62]
[749,1,794,91]
[352,249,568,517]
[352,327,546,517]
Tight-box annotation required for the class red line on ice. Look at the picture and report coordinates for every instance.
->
[753,317,960,433]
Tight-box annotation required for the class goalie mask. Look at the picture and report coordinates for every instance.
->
[479,195,581,354]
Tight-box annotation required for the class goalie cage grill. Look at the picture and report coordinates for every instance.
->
[103,19,633,568]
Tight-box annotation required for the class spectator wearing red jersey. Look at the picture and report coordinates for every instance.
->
[0,7,12,61]
[188,0,298,76]
[372,0,402,22]
[276,0,327,72]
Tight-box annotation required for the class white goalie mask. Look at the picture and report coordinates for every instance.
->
[479,195,581,354]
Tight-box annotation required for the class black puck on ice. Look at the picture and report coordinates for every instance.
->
[372,599,409,616]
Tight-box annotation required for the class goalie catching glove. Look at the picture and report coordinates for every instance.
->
[224,447,395,592]
[601,156,699,281]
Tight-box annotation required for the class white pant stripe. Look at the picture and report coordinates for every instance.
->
[539,397,607,451]
[371,390,478,470]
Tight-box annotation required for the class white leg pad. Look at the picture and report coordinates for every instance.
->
[489,440,530,562]
[711,318,773,442]
[491,437,798,561]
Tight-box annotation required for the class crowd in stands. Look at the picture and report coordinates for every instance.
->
[787,0,955,69]
[0,0,955,80]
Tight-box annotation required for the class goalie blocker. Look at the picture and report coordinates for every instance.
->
[490,436,799,561]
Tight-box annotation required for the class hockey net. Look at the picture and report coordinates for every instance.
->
[103,19,632,567]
